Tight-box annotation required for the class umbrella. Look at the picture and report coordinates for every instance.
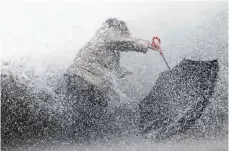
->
[138,58,219,140]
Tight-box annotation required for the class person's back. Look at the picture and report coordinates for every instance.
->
[67,18,159,97]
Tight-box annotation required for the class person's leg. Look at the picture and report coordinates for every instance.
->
[65,74,108,141]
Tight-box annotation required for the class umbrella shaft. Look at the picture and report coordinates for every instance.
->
[161,54,171,70]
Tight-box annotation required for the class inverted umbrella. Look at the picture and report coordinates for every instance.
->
[138,59,219,140]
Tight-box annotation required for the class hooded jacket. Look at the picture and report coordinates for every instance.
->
[67,18,150,95]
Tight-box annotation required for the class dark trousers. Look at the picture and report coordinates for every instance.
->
[64,74,108,140]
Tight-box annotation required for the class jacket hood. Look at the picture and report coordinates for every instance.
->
[93,18,130,43]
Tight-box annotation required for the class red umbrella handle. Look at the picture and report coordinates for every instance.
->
[159,49,163,56]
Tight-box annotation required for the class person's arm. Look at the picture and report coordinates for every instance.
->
[106,37,159,53]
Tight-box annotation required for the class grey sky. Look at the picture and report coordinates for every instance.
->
[1,1,223,68]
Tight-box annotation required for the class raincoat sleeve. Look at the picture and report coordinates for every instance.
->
[107,37,150,53]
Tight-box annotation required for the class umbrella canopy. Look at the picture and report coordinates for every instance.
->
[138,59,219,140]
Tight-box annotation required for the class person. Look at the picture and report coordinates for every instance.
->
[67,18,161,100]
[63,18,161,139]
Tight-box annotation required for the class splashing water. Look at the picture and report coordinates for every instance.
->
[1,1,228,151]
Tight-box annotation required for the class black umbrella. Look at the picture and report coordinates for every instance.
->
[138,58,219,140]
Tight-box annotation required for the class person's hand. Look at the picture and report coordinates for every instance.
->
[151,36,161,51]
